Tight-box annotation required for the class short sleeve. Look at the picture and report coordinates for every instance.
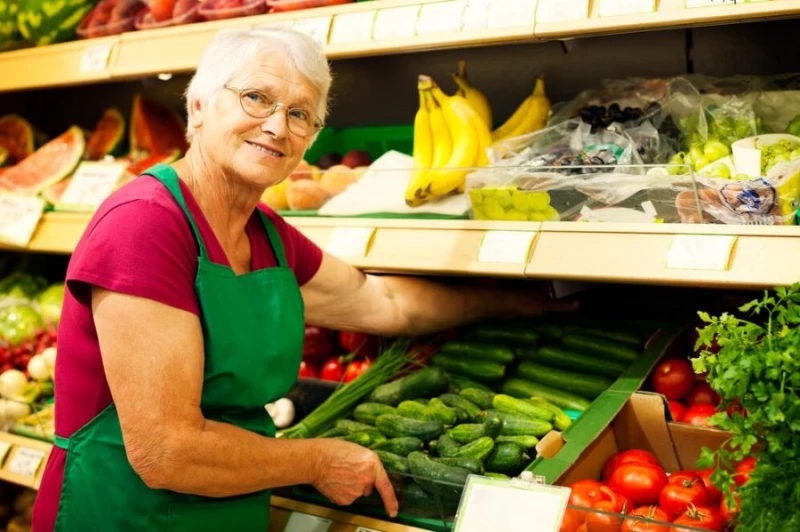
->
[67,199,200,315]
[260,206,323,286]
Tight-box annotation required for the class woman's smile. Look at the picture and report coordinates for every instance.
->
[245,140,285,160]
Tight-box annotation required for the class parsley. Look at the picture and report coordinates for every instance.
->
[693,284,800,531]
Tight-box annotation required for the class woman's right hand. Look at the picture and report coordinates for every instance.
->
[311,439,399,517]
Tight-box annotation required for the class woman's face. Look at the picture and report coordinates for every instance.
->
[191,54,321,189]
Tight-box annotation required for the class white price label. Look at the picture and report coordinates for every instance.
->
[329,11,377,44]
[8,448,45,478]
[80,44,112,74]
[373,5,420,40]
[0,441,11,466]
[666,234,738,271]
[0,194,45,248]
[59,161,127,210]
[599,0,655,17]
[536,0,590,22]
[478,230,536,264]
[463,0,492,31]
[487,0,537,29]
[416,1,467,35]
[292,16,333,45]
[686,0,755,7]
[283,512,332,532]
[325,227,375,258]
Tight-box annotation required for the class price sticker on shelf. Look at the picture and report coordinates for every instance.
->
[8,448,45,478]
[283,512,332,532]
[291,16,333,45]
[0,194,46,248]
[0,441,11,466]
[599,0,656,17]
[373,5,421,40]
[685,0,746,7]
[462,0,491,31]
[666,234,738,271]
[329,11,377,44]
[58,161,127,210]
[477,230,536,264]
[325,227,376,258]
[80,43,112,74]
[536,0,590,23]
[416,0,467,35]
[487,0,537,29]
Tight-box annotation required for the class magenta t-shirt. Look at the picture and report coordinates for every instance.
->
[32,174,323,532]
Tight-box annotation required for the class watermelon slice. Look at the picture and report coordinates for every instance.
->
[0,114,34,164]
[0,126,85,195]
[125,149,181,176]
[0,146,7,166]
[130,95,188,156]
[86,108,126,161]
[42,172,135,206]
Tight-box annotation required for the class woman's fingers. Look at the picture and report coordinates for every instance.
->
[373,462,398,518]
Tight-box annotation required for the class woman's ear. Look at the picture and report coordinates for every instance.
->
[187,96,204,132]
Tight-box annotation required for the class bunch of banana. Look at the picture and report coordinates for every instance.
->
[491,76,551,144]
[406,75,492,207]
[452,60,492,130]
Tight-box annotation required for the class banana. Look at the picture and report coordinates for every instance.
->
[426,91,453,169]
[429,84,479,196]
[406,84,434,206]
[505,76,550,140]
[452,60,492,130]
[491,96,532,143]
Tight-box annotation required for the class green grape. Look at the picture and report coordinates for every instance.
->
[790,147,800,160]
[528,192,551,211]
[541,206,560,221]
[703,140,730,162]
[734,173,753,181]
[493,188,513,208]
[511,191,530,212]
[694,156,710,171]
[483,198,504,219]
[528,212,548,222]
[504,209,528,221]
[734,121,753,139]
[468,189,484,206]
[699,161,731,179]
[472,206,487,220]
[689,146,705,162]
[669,152,686,164]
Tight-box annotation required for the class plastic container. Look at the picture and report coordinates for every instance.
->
[266,0,353,13]
[134,0,204,30]
[198,0,266,21]
[77,0,146,39]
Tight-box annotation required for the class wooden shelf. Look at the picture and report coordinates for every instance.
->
[0,432,52,490]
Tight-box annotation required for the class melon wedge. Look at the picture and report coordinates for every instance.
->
[86,108,126,161]
[0,126,85,195]
[0,114,34,164]
[130,96,188,156]
[125,149,181,176]
[0,146,7,166]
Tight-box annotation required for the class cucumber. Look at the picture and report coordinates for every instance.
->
[466,323,539,347]
[319,426,348,438]
[408,452,470,501]
[340,432,373,446]
[431,354,506,383]
[426,398,458,426]
[335,419,376,434]
[439,340,515,364]
[482,412,503,439]
[459,388,496,410]
[447,374,494,393]
[485,443,529,476]
[496,435,539,448]
[439,393,482,421]
[485,472,511,480]
[401,483,432,514]
[376,415,444,441]
[493,394,554,422]
[397,400,429,420]
[354,403,398,425]
[526,397,572,431]
[375,450,409,475]
[561,332,639,363]
[522,345,627,378]
[370,367,449,405]
[517,361,613,400]
[565,325,642,347]
[371,437,424,457]
[432,456,484,475]
[530,323,563,341]
[435,434,461,458]
[488,410,553,437]
[453,436,495,461]
[448,424,484,445]
[502,378,592,412]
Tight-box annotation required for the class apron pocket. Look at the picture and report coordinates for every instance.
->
[168,491,270,532]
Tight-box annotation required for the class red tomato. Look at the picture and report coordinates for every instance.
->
[719,493,740,525]
[150,0,176,21]
[338,332,379,358]
[560,508,585,532]
[303,326,334,364]
[659,476,713,517]
[602,450,662,481]
[667,471,701,485]
[682,405,718,427]
[585,499,625,532]
[651,359,695,400]
[621,506,671,532]
[568,479,606,509]
[685,382,721,407]
[298,360,318,379]
[609,463,668,506]
[697,468,722,505]
[667,401,687,422]
[689,328,720,355]
[670,505,724,532]
[320,357,345,382]
[577,524,589,532]
[725,399,747,419]
[343,358,372,383]
[733,457,756,487]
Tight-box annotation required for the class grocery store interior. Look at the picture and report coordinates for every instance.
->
[1,0,800,531]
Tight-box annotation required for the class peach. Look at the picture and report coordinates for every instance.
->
[352,165,370,181]
[288,159,313,181]
[286,180,329,210]
[320,165,357,197]
[261,180,289,211]
[310,165,323,182]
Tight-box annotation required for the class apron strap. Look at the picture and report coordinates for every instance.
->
[257,210,289,269]
[54,434,70,450]
[146,164,209,260]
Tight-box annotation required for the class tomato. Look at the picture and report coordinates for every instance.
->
[725,399,747,419]
[343,358,372,383]
[303,326,335,364]
[667,471,701,485]
[320,357,345,382]
[298,360,318,379]
[569,479,606,509]
[602,450,662,481]
[609,463,668,506]
[577,524,589,532]
[685,382,721,407]
[719,493,740,525]
[149,0,176,21]
[670,505,724,531]
[682,404,718,427]
[659,476,713,517]
[585,499,625,532]
[338,332,379,358]
[652,359,695,400]
[621,506,671,532]
[733,457,756,487]
[696,468,722,504]
[667,401,687,422]
[560,508,585,532]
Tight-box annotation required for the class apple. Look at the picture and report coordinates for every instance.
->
[341,149,372,169]
[288,159,313,181]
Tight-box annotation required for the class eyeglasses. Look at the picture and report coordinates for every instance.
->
[223,85,323,138]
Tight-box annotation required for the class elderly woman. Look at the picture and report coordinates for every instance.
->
[32,28,573,531]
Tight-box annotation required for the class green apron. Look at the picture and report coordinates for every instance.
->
[53,163,304,531]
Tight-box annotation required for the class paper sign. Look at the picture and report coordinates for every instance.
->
[453,475,570,532]
[0,441,11,466]
[599,0,655,17]
[59,161,127,210]
[478,230,536,264]
[666,234,738,271]
[329,11,377,44]
[416,0,467,35]
[8,448,45,478]
[462,0,491,31]
[487,0,537,29]
[536,0,590,23]
[283,512,332,532]
[686,0,769,7]
[373,5,421,40]
[292,16,333,45]
[326,227,376,258]
[0,194,46,248]
[80,44,112,74]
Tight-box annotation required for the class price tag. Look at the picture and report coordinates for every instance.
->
[373,5,421,40]
[599,0,655,17]
[477,230,536,264]
[686,0,769,7]
[80,44,112,74]
[329,11,377,44]
[666,234,738,271]
[416,0,466,35]
[283,512,332,532]
[58,161,127,210]
[8,448,45,478]
[325,227,376,258]
[487,0,537,29]
[463,0,491,31]
[0,194,45,248]
[536,0,590,23]
[292,16,333,45]
[453,475,570,532]
[0,441,11,466]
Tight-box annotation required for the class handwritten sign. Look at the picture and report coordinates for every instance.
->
[326,227,376,258]
[373,5,420,40]
[80,44,112,74]
[666,234,738,270]
[0,194,46,248]
[478,230,536,264]
[58,161,126,210]
[8,447,45,478]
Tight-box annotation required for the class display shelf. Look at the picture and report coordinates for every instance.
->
[0,432,51,490]
[271,496,432,531]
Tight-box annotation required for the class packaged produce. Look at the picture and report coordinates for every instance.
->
[77,0,146,39]
[198,0,266,21]
[134,0,204,30]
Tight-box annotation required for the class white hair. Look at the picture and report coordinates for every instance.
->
[185,27,332,141]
